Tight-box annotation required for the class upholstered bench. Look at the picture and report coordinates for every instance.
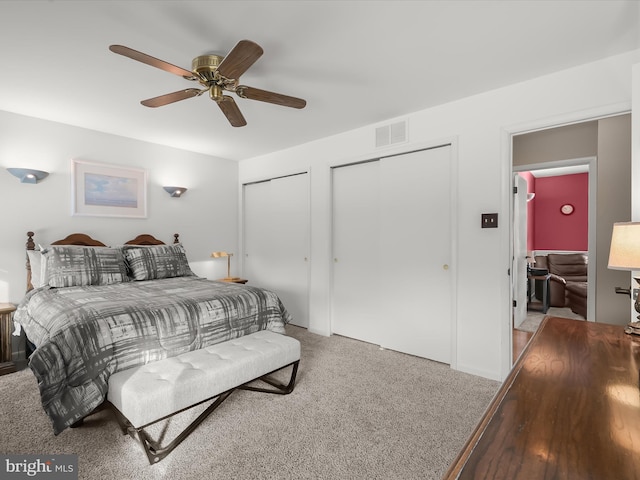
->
[107,330,300,464]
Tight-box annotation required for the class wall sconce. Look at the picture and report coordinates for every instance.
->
[211,251,240,281]
[608,222,640,330]
[6,168,49,184]
[163,186,187,197]
[526,193,535,202]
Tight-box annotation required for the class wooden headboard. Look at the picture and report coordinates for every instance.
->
[25,232,180,291]
[124,233,180,246]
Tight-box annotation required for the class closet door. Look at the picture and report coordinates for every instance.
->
[331,146,452,364]
[379,146,452,363]
[331,161,382,345]
[243,174,310,328]
[243,181,272,285]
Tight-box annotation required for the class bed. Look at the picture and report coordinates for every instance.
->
[13,231,292,435]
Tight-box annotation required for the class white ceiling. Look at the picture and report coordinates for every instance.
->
[1,1,639,161]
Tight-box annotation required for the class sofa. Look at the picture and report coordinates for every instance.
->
[533,253,588,317]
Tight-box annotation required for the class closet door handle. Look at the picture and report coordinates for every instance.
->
[443,264,449,270]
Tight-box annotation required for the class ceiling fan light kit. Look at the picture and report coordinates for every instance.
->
[109,40,306,127]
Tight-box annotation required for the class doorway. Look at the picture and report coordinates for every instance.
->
[513,160,595,325]
[508,113,632,364]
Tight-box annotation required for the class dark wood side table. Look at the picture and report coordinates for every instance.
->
[527,273,550,313]
[444,316,640,479]
[0,303,17,376]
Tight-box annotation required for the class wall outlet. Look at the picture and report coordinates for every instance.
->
[481,213,498,228]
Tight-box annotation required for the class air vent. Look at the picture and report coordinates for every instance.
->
[375,120,408,148]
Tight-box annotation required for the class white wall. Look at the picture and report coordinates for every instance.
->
[632,63,640,323]
[239,49,640,381]
[0,111,239,304]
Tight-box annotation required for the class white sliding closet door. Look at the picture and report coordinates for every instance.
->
[331,161,382,345]
[331,146,452,364]
[243,181,271,284]
[379,147,452,364]
[243,174,309,328]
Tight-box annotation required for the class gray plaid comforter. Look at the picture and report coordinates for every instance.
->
[14,276,291,434]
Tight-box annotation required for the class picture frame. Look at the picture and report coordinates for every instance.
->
[72,159,147,218]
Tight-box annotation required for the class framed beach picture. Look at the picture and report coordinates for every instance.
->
[72,159,147,218]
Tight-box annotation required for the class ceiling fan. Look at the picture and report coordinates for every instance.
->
[109,40,306,127]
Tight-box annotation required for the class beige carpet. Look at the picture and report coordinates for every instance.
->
[517,306,585,333]
[0,326,499,480]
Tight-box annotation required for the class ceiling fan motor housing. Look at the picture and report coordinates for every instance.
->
[192,55,223,83]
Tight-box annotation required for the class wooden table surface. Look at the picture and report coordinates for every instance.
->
[444,316,640,479]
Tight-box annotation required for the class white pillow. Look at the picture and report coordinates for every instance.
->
[27,250,44,288]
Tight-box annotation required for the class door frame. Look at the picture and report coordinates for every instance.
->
[501,103,629,378]
[512,156,597,323]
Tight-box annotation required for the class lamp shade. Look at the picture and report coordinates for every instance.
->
[163,186,187,197]
[7,168,49,184]
[608,222,640,270]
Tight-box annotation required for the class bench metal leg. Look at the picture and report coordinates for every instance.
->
[142,390,234,464]
[111,390,234,464]
[109,359,300,465]
[238,360,299,394]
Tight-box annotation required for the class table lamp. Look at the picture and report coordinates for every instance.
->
[211,251,240,281]
[608,222,640,330]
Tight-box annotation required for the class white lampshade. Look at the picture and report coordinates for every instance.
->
[608,222,640,270]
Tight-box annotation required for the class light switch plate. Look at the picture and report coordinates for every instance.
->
[481,213,498,228]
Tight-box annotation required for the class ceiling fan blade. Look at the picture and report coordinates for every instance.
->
[236,86,306,109]
[141,88,204,107]
[216,96,247,127]
[109,45,197,80]
[216,40,264,80]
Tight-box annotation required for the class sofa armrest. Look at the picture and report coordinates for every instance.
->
[565,276,588,284]
[549,274,567,285]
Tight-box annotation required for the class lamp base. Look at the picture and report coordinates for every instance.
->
[625,321,640,336]
[634,277,640,321]
[219,277,248,284]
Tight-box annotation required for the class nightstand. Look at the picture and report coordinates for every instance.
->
[0,303,16,375]
[219,278,248,284]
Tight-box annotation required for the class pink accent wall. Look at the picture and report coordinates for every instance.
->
[533,173,588,251]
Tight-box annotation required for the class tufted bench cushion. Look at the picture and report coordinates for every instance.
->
[108,330,300,428]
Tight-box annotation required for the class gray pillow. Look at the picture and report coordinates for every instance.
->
[42,245,129,287]
[123,244,194,281]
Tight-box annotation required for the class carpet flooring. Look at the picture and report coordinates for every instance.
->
[0,326,499,480]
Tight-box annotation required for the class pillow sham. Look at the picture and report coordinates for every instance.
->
[42,245,130,288]
[122,244,194,281]
[27,250,44,288]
